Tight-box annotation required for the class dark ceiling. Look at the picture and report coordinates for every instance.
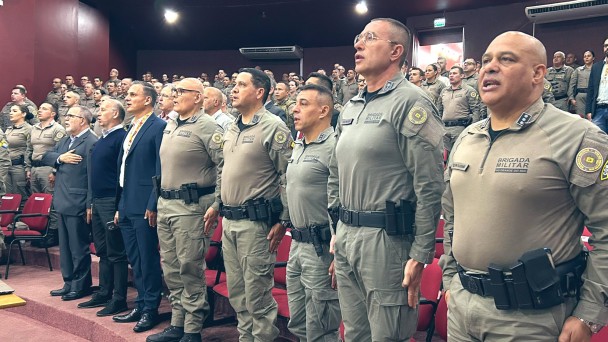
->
[81,0,531,51]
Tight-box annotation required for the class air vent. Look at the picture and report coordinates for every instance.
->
[526,0,608,23]
[239,46,303,60]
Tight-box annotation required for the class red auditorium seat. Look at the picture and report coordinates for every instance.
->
[0,194,22,230]
[3,193,53,279]
[273,232,291,319]
[435,293,448,341]
[592,325,608,341]
[582,227,593,251]
[204,216,233,326]
[417,258,443,341]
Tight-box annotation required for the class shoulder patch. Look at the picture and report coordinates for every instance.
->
[408,106,428,125]
[274,131,287,144]
[576,147,603,173]
[271,127,294,151]
[470,91,477,98]
[212,132,223,144]
[209,131,224,150]
[54,131,65,141]
[600,160,608,181]
[544,83,551,90]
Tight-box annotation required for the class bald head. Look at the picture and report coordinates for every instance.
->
[203,87,223,114]
[173,78,204,117]
[479,31,547,119]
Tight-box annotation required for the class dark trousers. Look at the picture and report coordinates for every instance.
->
[58,213,92,292]
[119,211,162,314]
[91,197,128,301]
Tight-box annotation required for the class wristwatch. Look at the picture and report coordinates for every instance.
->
[279,220,293,229]
[575,316,604,334]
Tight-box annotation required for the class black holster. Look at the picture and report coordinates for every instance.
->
[384,200,415,236]
[152,176,161,199]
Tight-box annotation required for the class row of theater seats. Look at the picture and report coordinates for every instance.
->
[0,193,54,279]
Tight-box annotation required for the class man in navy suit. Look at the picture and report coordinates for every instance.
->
[44,105,98,301]
[111,81,166,333]
[586,37,608,132]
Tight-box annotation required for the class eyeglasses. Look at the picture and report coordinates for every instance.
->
[171,87,200,96]
[354,32,398,46]
[53,81,61,84]
[463,62,475,66]
[160,94,174,99]
[64,114,84,119]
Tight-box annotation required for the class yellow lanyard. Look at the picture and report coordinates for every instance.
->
[125,113,151,152]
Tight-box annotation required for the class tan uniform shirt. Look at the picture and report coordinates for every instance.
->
[421,79,446,106]
[27,121,66,167]
[220,107,293,220]
[274,99,296,135]
[0,102,38,132]
[79,96,96,110]
[341,80,359,105]
[6,123,32,168]
[328,72,445,264]
[437,84,481,122]
[462,73,479,91]
[160,111,224,210]
[0,131,13,194]
[46,90,63,107]
[546,65,574,99]
[442,98,608,325]
[286,126,335,228]
[568,65,592,99]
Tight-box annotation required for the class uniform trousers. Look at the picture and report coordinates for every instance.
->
[222,218,279,342]
[91,197,128,301]
[30,165,58,231]
[334,222,418,342]
[7,164,29,205]
[157,195,214,333]
[448,275,577,341]
[554,97,569,111]
[119,211,162,314]
[58,213,92,292]
[443,126,466,155]
[286,240,341,342]
[573,93,587,116]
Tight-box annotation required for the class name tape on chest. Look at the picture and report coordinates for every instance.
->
[177,130,192,138]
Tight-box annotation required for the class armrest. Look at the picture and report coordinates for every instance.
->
[14,213,50,227]
[274,262,287,268]
[0,209,20,214]
[210,241,222,248]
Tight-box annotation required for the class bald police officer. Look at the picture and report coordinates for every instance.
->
[147,78,224,342]
[329,18,444,341]
[438,65,481,154]
[286,84,341,341]
[546,51,574,111]
[219,68,293,342]
[442,31,608,341]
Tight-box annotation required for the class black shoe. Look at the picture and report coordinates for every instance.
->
[50,285,70,297]
[32,231,59,248]
[133,312,158,333]
[97,300,129,317]
[146,325,184,342]
[61,288,93,301]
[113,308,142,323]
[78,294,111,308]
[179,333,202,342]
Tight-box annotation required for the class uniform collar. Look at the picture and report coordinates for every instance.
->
[236,106,266,127]
[351,71,405,103]
[298,126,335,146]
[172,109,203,124]
[447,84,463,91]
[34,120,57,129]
[470,98,545,135]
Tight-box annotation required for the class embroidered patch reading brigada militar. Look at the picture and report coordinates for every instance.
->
[408,106,427,125]
[576,147,603,173]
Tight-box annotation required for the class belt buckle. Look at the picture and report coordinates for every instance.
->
[468,277,480,295]
[292,230,301,241]
[341,209,351,224]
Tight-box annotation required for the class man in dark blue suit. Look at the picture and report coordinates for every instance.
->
[111,81,166,333]
[44,105,98,301]
[586,37,608,133]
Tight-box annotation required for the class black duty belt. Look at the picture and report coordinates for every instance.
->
[555,94,568,100]
[11,156,24,166]
[576,88,587,94]
[31,160,46,167]
[159,186,215,200]
[443,118,471,127]
[339,207,385,228]
[597,103,608,109]
[291,225,331,244]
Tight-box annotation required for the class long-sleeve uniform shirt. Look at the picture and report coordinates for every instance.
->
[6,123,32,168]
[437,84,481,123]
[286,126,335,228]
[421,79,446,107]
[221,107,293,221]
[328,72,445,264]
[159,111,224,210]
[27,121,66,166]
[441,98,608,326]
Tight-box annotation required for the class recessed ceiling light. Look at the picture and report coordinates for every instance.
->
[355,1,368,15]
[164,9,179,24]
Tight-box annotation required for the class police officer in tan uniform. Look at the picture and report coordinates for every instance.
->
[146,78,224,342]
[219,68,293,342]
[80,83,97,110]
[273,81,296,136]
[442,31,607,341]
[46,78,64,107]
[329,18,444,341]
[438,66,481,153]
[1,86,38,132]
[422,64,446,105]
[0,130,12,195]
[285,84,341,341]
[27,102,66,247]
[569,50,595,117]
[6,104,33,203]
[546,51,574,111]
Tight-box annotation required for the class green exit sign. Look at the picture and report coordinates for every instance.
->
[434,18,446,28]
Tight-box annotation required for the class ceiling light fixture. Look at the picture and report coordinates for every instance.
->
[164,9,179,24]
[355,1,368,15]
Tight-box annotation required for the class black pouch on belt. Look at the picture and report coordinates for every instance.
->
[520,248,563,309]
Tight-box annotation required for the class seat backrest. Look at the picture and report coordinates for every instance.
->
[420,258,442,304]
[435,294,448,341]
[274,233,292,286]
[205,216,224,263]
[20,193,52,232]
[582,226,593,251]
[0,194,22,227]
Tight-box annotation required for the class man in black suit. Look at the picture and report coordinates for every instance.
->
[586,37,608,133]
[43,105,98,301]
[111,81,166,333]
